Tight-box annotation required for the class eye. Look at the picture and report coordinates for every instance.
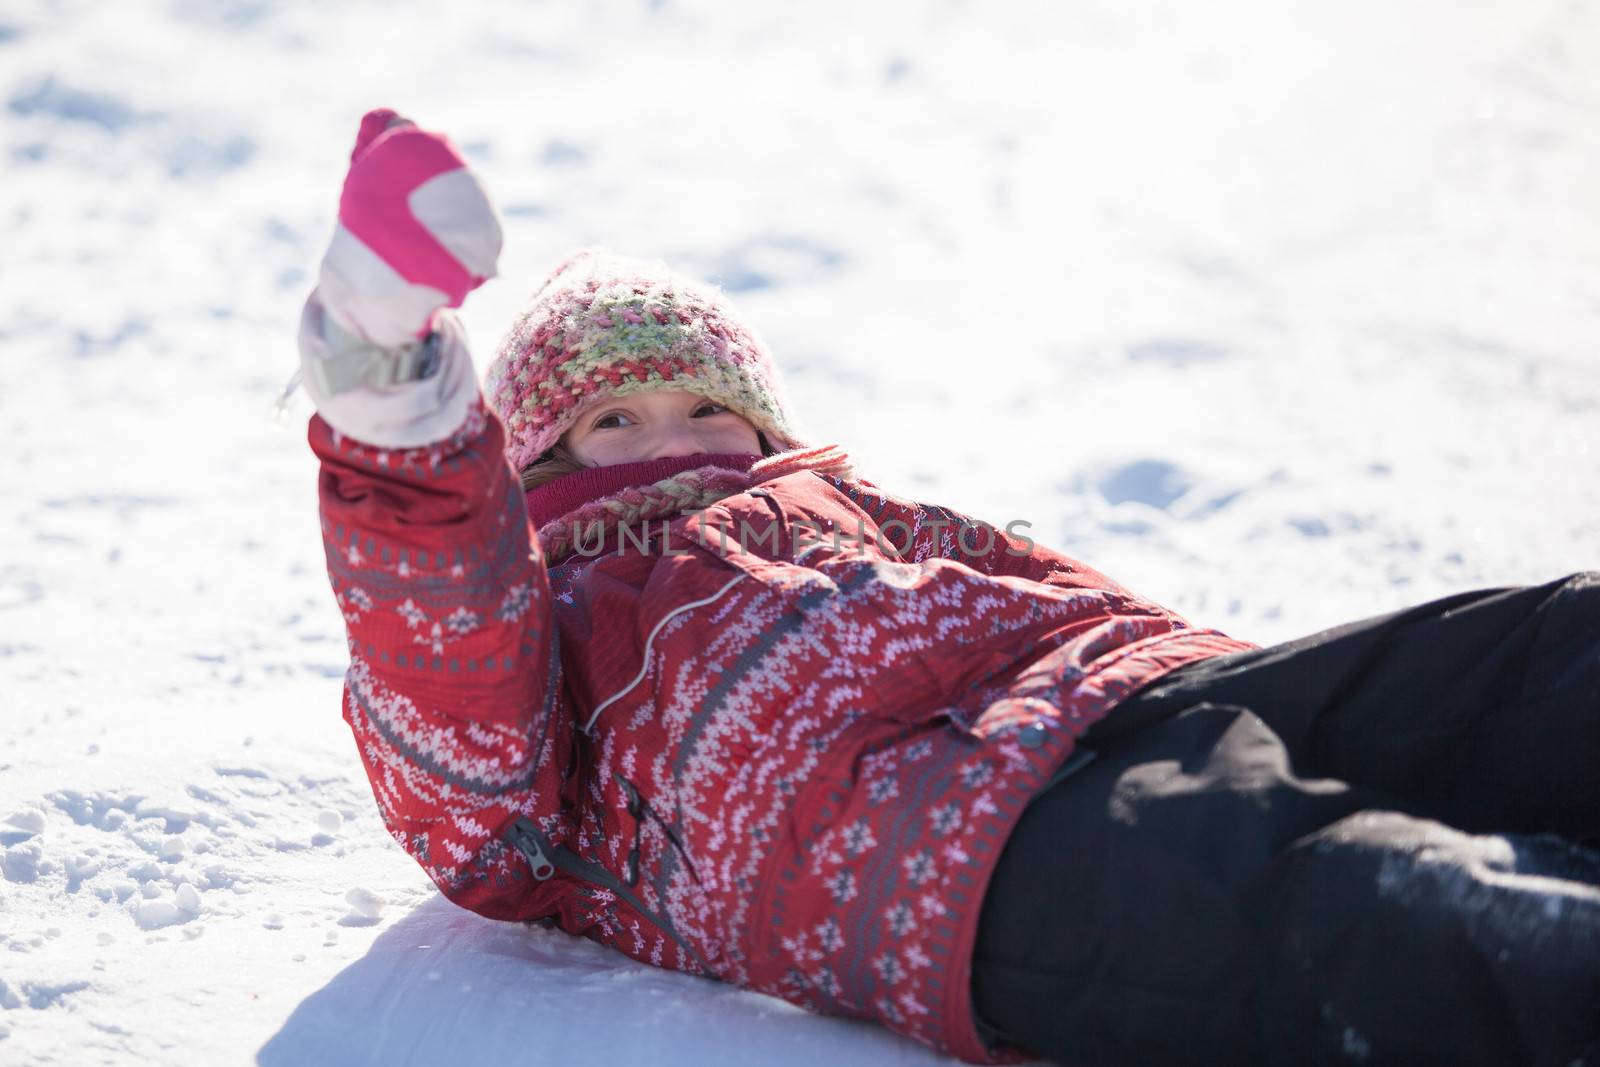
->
[693,402,730,417]
[592,411,633,430]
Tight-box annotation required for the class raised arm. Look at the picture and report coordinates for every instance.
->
[297,110,574,920]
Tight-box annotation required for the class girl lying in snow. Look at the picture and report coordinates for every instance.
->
[291,109,1600,1067]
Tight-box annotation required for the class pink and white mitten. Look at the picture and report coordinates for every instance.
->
[291,109,501,448]
[317,108,502,349]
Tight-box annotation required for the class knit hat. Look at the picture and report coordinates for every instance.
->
[485,247,812,473]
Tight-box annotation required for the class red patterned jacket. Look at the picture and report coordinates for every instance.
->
[310,394,1259,1063]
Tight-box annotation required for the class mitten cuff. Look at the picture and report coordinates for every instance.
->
[297,288,480,449]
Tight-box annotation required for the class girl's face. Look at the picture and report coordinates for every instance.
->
[563,389,763,468]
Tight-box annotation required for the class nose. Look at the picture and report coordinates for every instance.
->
[644,419,708,461]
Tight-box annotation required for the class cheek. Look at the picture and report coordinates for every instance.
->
[726,419,761,449]
[562,430,604,466]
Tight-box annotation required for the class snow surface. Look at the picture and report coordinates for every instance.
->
[2,0,1597,1064]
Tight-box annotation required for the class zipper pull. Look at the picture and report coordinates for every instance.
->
[614,774,644,886]
[507,817,557,881]
[614,772,644,817]
[616,774,703,887]
[650,806,703,887]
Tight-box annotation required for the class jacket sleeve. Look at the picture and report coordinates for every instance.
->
[832,476,1138,596]
[306,299,575,923]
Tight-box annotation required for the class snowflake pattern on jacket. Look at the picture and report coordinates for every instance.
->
[310,394,1259,1063]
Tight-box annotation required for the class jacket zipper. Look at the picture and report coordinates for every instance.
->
[505,816,714,976]
[615,773,703,888]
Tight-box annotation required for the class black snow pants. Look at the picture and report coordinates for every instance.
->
[971,571,1600,1067]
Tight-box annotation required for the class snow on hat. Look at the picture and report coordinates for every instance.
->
[484,248,811,473]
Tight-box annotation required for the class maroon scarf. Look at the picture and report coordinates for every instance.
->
[523,451,764,530]
[522,445,858,565]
